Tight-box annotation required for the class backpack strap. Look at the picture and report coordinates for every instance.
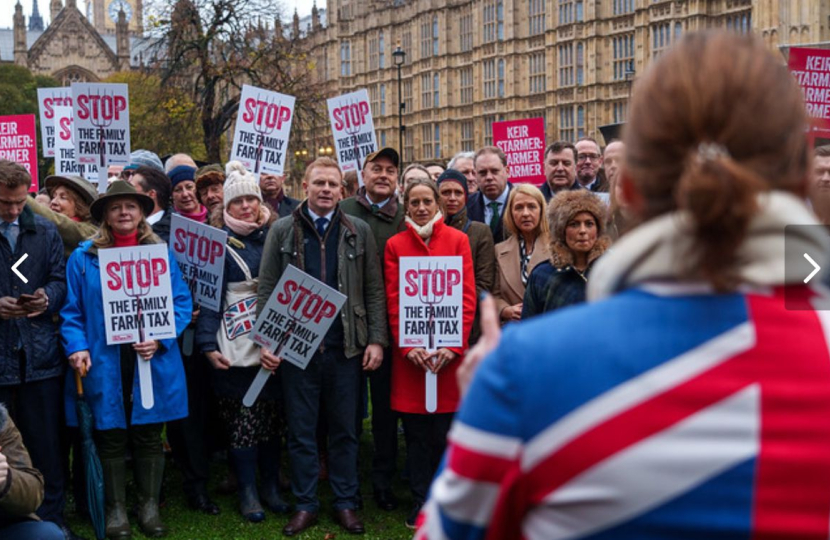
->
[225,245,253,282]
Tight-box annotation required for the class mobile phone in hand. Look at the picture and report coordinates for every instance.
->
[16,294,38,306]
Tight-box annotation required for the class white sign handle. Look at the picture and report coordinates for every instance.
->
[98,166,108,194]
[243,367,271,408]
[137,355,154,409]
[425,371,438,413]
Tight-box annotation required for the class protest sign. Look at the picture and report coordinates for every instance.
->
[399,257,464,349]
[251,265,347,370]
[327,89,377,183]
[0,114,39,192]
[170,214,227,312]
[493,118,546,186]
[230,84,295,176]
[37,87,72,158]
[99,244,177,345]
[53,106,99,182]
[789,47,830,137]
[72,83,131,192]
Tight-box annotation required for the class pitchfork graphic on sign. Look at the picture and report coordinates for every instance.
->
[252,93,278,175]
[89,88,113,174]
[418,262,448,413]
[183,225,209,269]
[243,280,329,407]
[342,99,364,174]
[120,252,155,410]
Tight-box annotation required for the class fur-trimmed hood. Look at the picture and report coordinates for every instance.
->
[547,190,611,269]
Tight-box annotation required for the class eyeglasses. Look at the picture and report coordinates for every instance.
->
[577,153,600,162]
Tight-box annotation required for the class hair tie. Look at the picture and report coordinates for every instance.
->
[695,142,730,164]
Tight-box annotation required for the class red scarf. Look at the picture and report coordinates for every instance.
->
[179,205,208,224]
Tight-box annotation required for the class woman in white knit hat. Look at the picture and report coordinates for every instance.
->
[194,161,287,523]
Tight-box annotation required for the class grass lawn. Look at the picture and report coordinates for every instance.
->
[67,419,417,539]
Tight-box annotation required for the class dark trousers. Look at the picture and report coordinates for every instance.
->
[167,336,212,498]
[365,347,397,492]
[400,413,453,503]
[0,376,66,525]
[95,423,164,461]
[281,348,360,513]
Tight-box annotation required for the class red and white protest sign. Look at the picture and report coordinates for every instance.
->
[170,214,227,312]
[99,244,177,345]
[493,118,546,186]
[54,106,99,182]
[0,114,39,192]
[37,87,72,158]
[230,84,295,177]
[327,89,377,183]
[399,257,464,349]
[789,47,830,137]
[251,265,347,370]
[71,82,131,184]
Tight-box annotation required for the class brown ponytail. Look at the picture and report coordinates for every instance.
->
[624,31,810,291]
[675,147,765,290]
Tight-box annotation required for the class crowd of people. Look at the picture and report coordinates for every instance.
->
[2,30,830,540]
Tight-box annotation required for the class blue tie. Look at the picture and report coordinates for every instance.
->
[2,222,18,252]
[315,217,328,237]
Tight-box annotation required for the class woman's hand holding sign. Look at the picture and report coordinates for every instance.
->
[407,348,432,372]
[429,348,457,374]
[206,351,232,370]
[133,339,159,360]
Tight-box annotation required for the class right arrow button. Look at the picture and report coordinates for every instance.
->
[804,253,821,284]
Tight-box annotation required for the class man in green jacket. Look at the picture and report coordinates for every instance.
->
[338,147,405,512]
[257,157,388,537]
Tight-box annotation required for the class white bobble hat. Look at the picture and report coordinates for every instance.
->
[223,161,262,209]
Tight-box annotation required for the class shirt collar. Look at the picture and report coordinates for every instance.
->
[307,207,335,223]
[366,193,392,209]
[483,186,510,206]
[147,209,164,225]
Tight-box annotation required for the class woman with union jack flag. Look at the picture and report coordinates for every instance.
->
[194,161,285,524]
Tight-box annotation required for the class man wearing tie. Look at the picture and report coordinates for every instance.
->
[257,157,388,537]
[465,146,513,244]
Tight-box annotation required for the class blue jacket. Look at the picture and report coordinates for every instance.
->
[60,239,192,429]
[0,207,66,386]
[521,260,592,319]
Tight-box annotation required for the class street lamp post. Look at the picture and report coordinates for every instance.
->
[393,44,406,166]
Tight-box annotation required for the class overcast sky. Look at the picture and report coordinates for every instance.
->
[0,0,318,30]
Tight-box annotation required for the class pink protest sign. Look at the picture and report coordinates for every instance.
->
[493,118,546,186]
[789,47,830,137]
[0,114,39,192]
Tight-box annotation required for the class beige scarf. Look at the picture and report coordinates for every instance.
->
[587,191,830,301]
[406,211,444,240]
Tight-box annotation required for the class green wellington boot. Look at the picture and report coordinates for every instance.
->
[102,459,131,539]
[134,456,168,537]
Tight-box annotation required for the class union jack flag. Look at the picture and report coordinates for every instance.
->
[417,285,830,540]
[223,296,257,340]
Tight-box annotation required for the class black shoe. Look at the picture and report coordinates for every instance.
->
[59,523,87,540]
[405,502,423,530]
[373,489,398,511]
[187,492,221,515]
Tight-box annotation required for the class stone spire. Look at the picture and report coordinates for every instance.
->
[29,0,44,31]
[291,8,300,39]
[50,0,61,22]
[13,2,27,65]
[116,7,130,69]
[311,1,320,31]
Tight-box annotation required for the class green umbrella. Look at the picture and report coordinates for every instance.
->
[75,371,106,540]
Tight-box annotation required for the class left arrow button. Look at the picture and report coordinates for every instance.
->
[12,253,28,283]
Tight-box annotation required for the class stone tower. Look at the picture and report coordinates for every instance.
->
[13,2,27,65]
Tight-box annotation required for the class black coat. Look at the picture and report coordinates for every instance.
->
[465,183,513,244]
[0,207,66,385]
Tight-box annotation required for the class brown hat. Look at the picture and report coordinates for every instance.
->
[364,147,400,169]
[89,181,155,223]
[45,175,98,206]
[547,190,611,269]
[195,164,225,191]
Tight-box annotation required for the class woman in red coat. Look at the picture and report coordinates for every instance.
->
[385,178,476,528]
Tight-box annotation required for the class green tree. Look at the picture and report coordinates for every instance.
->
[0,64,60,182]
[145,0,327,163]
[104,71,206,161]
